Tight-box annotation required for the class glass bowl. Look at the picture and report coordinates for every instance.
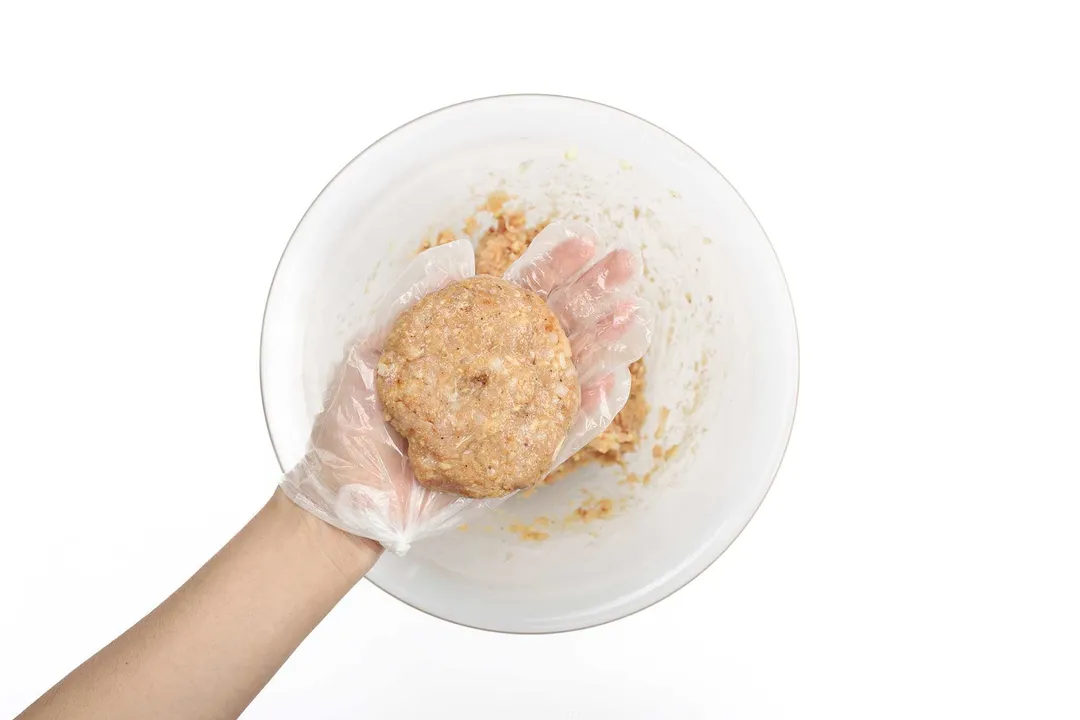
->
[261,95,798,633]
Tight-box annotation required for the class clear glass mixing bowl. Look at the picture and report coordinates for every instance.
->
[261,95,798,633]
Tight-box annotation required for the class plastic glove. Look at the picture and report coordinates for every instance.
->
[280,221,652,554]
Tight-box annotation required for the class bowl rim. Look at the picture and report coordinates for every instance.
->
[260,92,800,634]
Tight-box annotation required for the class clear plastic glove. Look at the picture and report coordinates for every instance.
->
[280,220,652,554]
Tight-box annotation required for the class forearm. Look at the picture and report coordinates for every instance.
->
[19,489,381,720]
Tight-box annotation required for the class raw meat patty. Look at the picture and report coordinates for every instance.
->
[376,275,580,498]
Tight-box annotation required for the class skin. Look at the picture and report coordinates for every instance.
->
[15,234,644,720]
[17,490,380,720]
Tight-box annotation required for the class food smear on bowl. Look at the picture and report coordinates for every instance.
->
[508,517,552,542]
[566,494,614,523]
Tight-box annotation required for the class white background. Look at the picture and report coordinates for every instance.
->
[2,1,1078,718]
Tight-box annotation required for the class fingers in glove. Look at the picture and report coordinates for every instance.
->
[572,314,652,384]
[503,220,597,298]
[580,372,617,414]
[550,247,641,329]
[553,366,633,468]
[568,294,652,354]
[569,299,637,355]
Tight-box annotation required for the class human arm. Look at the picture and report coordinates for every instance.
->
[17,489,380,720]
[17,220,649,720]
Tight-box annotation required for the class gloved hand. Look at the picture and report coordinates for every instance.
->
[280,221,652,554]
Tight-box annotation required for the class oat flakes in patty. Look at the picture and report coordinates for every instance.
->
[376,275,580,498]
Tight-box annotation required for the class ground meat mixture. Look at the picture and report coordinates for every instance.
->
[376,275,580,498]
[423,195,649,481]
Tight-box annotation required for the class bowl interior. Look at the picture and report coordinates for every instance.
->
[261,96,798,632]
